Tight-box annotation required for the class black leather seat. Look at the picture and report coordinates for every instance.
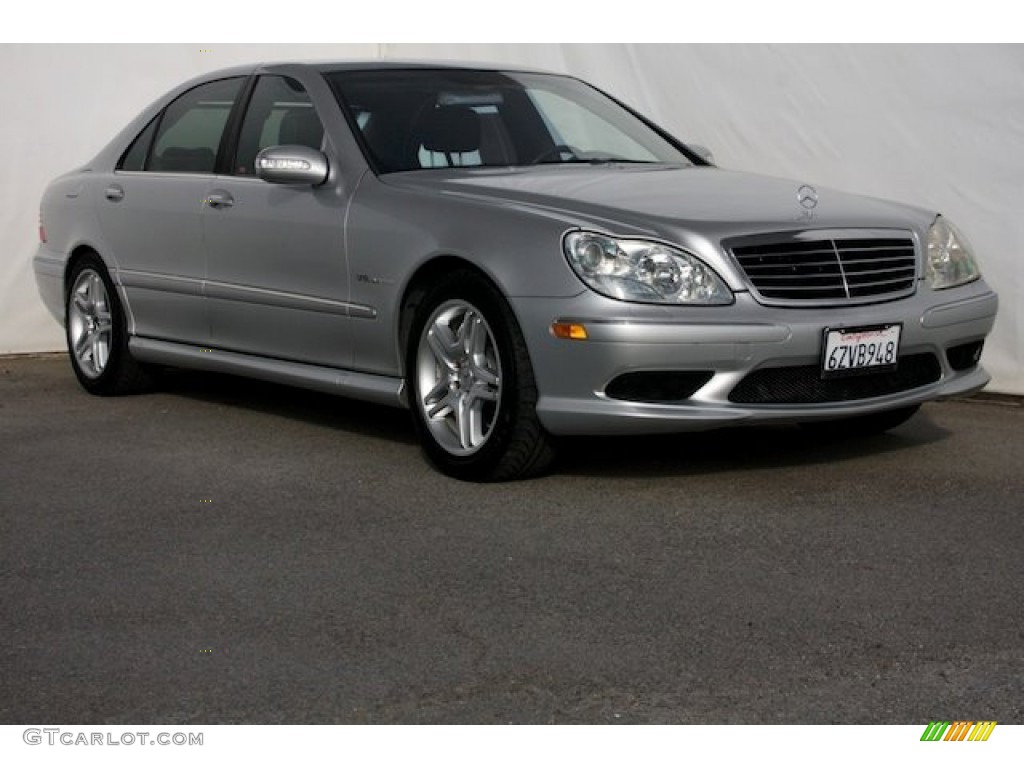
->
[412,105,482,167]
[279,108,324,150]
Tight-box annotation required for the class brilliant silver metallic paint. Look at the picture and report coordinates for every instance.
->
[255,145,330,186]
[33,61,999,437]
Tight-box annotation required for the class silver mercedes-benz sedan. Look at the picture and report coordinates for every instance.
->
[33,61,998,480]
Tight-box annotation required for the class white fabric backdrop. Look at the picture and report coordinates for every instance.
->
[2,43,1020,393]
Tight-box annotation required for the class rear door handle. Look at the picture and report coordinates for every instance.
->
[104,185,124,202]
[205,191,234,209]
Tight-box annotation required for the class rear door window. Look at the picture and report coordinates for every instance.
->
[147,78,244,173]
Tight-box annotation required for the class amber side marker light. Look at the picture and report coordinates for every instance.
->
[551,322,588,340]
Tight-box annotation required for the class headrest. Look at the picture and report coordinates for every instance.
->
[279,108,323,149]
[418,105,481,154]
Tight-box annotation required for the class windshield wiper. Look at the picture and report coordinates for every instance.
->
[535,156,656,166]
[584,157,656,165]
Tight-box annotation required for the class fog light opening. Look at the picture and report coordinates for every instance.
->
[946,340,984,372]
[605,371,714,403]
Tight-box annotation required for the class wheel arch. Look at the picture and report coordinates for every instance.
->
[64,245,107,297]
[398,255,555,480]
[63,245,135,332]
[63,245,153,395]
[397,255,521,375]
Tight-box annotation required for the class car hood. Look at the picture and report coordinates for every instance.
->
[382,165,935,239]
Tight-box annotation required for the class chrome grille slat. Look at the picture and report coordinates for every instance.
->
[848,278,914,289]
[743,261,841,270]
[839,257,913,265]
[729,235,917,304]
[846,271,916,282]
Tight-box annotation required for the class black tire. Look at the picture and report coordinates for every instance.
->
[799,404,921,438]
[405,269,555,481]
[65,255,153,396]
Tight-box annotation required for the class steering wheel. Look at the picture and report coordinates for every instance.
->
[530,144,584,165]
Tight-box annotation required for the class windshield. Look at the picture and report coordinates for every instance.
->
[326,68,695,173]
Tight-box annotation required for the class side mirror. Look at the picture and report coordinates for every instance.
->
[255,145,329,185]
[688,144,714,165]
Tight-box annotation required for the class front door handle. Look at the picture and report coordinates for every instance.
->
[205,191,234,209]
[104,185,124,202]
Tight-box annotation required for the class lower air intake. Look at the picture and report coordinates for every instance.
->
[729,353,941,404]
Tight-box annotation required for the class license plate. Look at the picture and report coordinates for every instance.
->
[821,324,901,378]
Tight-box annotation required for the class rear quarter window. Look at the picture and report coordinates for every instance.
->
[117,116,158,172]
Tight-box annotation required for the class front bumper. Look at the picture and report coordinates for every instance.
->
[511,282,998,436]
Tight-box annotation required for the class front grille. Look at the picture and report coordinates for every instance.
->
[729,353,941,404]
[730,236,917,304]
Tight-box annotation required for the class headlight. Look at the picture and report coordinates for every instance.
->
[925,216,980,290]
[563,231,733,305]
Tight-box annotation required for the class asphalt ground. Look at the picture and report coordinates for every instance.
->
[1,354,1022,724]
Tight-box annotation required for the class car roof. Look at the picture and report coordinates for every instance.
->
[310,59,555,74]
[198,59,559,80]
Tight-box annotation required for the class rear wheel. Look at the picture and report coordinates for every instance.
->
[800,404,920,438]
[407,270,554,481]
[66,256,153,395]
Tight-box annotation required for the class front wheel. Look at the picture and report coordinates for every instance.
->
[406,270,554,481]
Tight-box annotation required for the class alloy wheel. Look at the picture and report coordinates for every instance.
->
[68,269,113,378]
[414,299,503,456]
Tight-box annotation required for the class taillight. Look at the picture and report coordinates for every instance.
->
[38,211,47,243]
